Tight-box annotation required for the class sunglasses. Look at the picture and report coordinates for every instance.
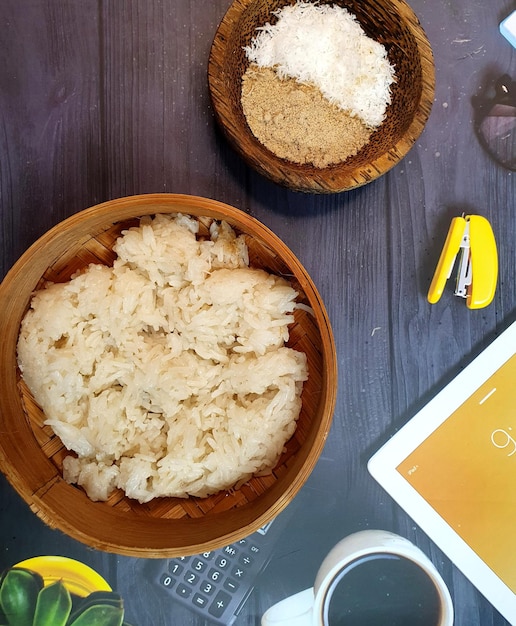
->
[474,74,516,171]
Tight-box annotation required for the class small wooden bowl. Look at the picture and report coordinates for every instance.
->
[0,194,337,557]
[208,0,435,193]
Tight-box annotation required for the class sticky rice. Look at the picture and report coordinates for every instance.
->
[17,214,308,503]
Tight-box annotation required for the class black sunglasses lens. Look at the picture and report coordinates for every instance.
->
[475,75,516,170]
[478,106,516,170]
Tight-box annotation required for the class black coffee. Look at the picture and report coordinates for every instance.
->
[323,552,442,626]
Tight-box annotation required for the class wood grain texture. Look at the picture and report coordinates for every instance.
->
[0,0,514,624]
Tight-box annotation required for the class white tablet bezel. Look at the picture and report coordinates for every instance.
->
[368,321,516,624]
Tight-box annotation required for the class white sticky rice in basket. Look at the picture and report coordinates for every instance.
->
[17,214,308,503]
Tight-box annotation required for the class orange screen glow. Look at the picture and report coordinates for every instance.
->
[397,354,516,592]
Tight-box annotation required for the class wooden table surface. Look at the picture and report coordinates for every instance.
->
[1,1,515,625]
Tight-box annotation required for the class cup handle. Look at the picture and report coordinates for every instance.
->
[261,587,314,626]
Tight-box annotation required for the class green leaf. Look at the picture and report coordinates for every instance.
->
[67,592,123,624]
[68,604,124,626]
[33,581,72,626]
[0,568,43,626]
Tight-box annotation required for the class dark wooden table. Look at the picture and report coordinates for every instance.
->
[1,1,515,625]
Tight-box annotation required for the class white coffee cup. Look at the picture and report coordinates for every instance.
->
[261,529,454,626]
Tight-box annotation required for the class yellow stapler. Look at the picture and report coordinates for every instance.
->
[427,214,498,309]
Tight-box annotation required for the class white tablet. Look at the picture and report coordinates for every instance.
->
[368,320,516,624]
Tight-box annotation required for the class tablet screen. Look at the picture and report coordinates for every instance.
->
[397,353,516,593]
[368,321,516,622]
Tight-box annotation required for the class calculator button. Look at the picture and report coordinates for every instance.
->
[224,578,240,593]
[200,581,216,595]
[208,590,232,618]
[192,593,208,608]
[176,583,192,598]
[184,571,199,586]
[240,554,253,566]
[215,555,230,569]
[232,567,245,579]
[178,556,191,563]
[249,545,260,554]
[208,568,223,582]
[192,558,207,572]
[160,573,175,589]
[223,545,238,557]
[201,551,214,560]
[168,562,184,576]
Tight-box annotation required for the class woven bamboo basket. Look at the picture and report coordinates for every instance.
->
[208,0,435,193]
[0,194,337,557]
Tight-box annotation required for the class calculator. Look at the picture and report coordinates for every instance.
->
[150,506,295,624]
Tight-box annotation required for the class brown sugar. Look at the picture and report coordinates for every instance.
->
[241,65,373,168]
